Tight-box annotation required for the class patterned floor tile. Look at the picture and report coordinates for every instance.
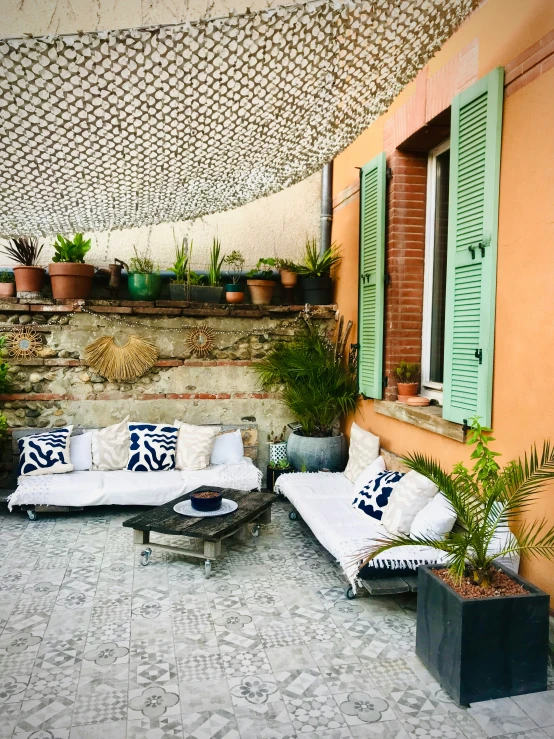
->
[181,709,240,739]
[335,689,397,725]
[285,693,347,733]
[16,695,75,732]
[228,674,281,707]
[127,716,185,739]
[234,700,295,739]
[322,664,375,694]
[469,698,539,737]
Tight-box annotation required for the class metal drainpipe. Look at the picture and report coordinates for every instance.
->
[320,160,334,255]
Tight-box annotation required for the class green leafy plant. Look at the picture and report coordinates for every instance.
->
[206,238,224,287]
[52,234,91,264]
[169,237,189,284]
[358,418,554,588]
[246,258,276,279]
[223,250,245,284]
[296,238,341,278]
[253,319,359,437]
[0,271,14,283]
[188,271,206,286]
[129,247,158,275]
[274,258,299,272]
[0,336,11,394]
[269,457,291,470]
[394,361,419,383]
[2,236,43,266]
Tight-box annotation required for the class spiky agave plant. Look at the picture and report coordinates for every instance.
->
[358,419,554,587]
[253,319,359,437]
[296,238,341,278]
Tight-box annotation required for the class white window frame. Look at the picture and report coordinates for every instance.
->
[421,138,450,403]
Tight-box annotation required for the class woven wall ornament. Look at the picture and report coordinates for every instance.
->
[84,335,158,381]
[0,0,479,235]
[186,325,215,356]
[5,328,42,358]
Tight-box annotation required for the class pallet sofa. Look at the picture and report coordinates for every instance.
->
[8,424,261,519]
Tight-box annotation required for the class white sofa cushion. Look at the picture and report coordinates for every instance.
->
[70,431,94,471]
[343,422,380,483]
[352,455,386,492]
[174,421,221,470]
[381,470,438,536]
[18,426,74,477]
[410,493,456,540]
[92,417,130,470]
[211,430,244,465]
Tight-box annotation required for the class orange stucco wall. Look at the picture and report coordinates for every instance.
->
[333,0,554,598]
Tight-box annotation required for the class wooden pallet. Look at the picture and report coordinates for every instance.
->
[360,575,418,595]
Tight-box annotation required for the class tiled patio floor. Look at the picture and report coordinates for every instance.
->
[0,500,552,739]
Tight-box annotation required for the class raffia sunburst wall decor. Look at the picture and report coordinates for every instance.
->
[186,325,215,356]
[5,327,43,358]
[84,335,158,381]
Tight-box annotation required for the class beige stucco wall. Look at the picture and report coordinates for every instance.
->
[2,0,321,269]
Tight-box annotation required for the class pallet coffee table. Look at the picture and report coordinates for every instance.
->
[122,486,274,578]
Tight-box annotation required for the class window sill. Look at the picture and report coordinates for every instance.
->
[374,400,466,443]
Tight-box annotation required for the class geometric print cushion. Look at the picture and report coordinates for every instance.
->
[127,423,179,471]
[352,470,405,521]
[91,416,130,471]
[17,426,74,477]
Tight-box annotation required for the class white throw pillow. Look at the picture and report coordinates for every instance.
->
[70,431,94,471]
[210,430,244,465]
[92,417,130,471]
[174,421,221,470]
[352,455,386,491]
[381,470,438,536]
[410,493,456,540]
[343,422,380,483]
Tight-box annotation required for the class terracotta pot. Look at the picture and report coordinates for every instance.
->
[0,282,15,298]
[280,269,298,288]
[247,279,275,305]
[407,395,430,407]
[225,284,245,304]
[13,266,45,295]
[397,382,419,401]
[49,263,95,300]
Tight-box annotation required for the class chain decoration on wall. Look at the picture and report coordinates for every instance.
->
[5,327,43,358]
[0,0,479,235]
[186,325,215,356]
[84,335,159,381]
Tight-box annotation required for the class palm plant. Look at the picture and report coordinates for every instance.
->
[207,238,224,286]
[296,238,341,278]
[358,419,554,588]
[2,236,43,266]
[253,320,359,437]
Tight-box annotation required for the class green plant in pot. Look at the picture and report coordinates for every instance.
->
[223,250,245,304]
[253,319,359,471]
[274,258,299,288]
[128,248,162,301]
[357,418,554,705]
[297,238,341,305]
[168,236,189,301]
[246,258,276,305]
[190,238,224,304]
[50,233,94,299]
[0,270,15,298]
[2,236,45,295]
[267,455,293,493]
[395,360,419,401]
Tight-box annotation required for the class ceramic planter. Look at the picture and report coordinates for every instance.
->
[300,275,332,305]
[49,263,95,300]
[0,282,16,298]
[225,284,245,304]
[266,465,294,493]
[287,430,346,472]
[12,266,45,295]
[269,441,288,465]
[416,564,549,706]
[280,269,298,288]
[128,273,162,301]
[397,382,419,401]
[168,282,187,301]
[189,285,223,304]
[247,279,275,305]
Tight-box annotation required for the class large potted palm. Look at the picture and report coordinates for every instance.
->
[253,319,359,471]
[358,419,554,706]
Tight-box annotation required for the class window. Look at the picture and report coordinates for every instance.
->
[422,139,450,401]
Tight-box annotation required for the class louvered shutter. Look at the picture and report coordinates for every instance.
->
[358,152,386,399]
[442,67,504,427]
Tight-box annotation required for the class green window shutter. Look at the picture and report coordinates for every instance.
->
[442,67,504,427]
[358,151,386,399]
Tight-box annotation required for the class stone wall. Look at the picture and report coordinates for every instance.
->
[0,299,336,482]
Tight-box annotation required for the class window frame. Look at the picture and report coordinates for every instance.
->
[421,138,450,402]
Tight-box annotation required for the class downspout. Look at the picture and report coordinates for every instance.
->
[320,160,334,255]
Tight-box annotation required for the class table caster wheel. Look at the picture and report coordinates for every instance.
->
[140,547,152,566]
[252,524,260,537]
[27,510,37,521]
[346,586,356,600]
[204,559,212,579]
[289,511,298,521]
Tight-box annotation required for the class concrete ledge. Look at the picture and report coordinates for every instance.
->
[374,400,466,443]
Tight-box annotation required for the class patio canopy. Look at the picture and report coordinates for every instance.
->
[0,0,478,235]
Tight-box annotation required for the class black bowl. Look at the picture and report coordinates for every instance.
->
[190,490,223,512]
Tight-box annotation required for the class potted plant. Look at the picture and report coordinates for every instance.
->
[268,426,288,465]
[246,258,276,305]
[2,236,44,295]
[223,250,245,304]
[50,233,94,299]
[394,360,419,401]
[267,456,294,493]
[297,238,341,304]
[168,237,189,301]
[253,319,359,471]
[127,248,162,301]
[0,271,15,298]
[358,419,554,706]
[274,258,299,288]
[190,238,224,304]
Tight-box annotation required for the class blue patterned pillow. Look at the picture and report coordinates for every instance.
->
[127,423,179,471]
[352,470,405,521]
[18,426,74,477]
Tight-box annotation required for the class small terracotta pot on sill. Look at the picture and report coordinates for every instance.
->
[13,265,45,295]
[396,382,419,402]
[49,263,95,300]
[225,284,245,304]
[280,269,298,288]
[0,282,15,298]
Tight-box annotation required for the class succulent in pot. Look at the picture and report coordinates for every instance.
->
[0,270,15,298]
[246,258,276,305]
[168,236,189,301]
[394,360,419,401]
[223,250,245,304]
[128,248,162,301]
[297,238,341,305]
[2,236,45,295]
[189,238,224,304]
[50,233,94,299]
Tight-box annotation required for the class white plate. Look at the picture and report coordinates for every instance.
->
[173,498,238,517]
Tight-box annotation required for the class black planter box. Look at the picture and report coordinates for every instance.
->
[266,466,293,493]
[416,564,549,706]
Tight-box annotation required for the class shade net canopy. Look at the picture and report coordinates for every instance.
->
[0,0,478,235]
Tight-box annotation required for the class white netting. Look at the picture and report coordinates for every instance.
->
[0,0,478,235]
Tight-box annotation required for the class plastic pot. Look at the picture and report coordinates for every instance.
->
[0,282,16,298]
[189,285,223,304]
[287,430,346,472]
[247,279,275,305]
[300,276,333,305]
[128,273,162,301]
[225,284,245,304]
[49,263,95,300]
[168,282,187,301]
[12,266,45,295]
